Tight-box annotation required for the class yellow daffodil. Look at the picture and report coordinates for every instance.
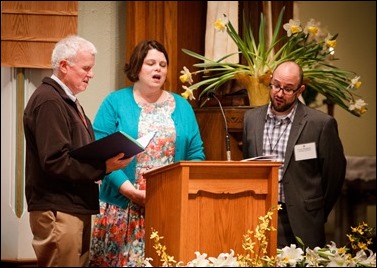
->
[350,76,362,89]
[325,34,337,48]
[214,17,227,32]
[283,19,302,37]
[181,86,196,100]
[180,66,193,84]
[304,19,320,35]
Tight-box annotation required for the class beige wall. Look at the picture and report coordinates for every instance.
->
[296,1,376,156]
[77,1,126,121]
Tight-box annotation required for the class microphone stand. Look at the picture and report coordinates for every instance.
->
[207,92,232,161]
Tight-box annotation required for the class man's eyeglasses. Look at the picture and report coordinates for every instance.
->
[269,83,300,96]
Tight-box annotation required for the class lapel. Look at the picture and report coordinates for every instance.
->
[256,106,269,155]
[282,102,308,176]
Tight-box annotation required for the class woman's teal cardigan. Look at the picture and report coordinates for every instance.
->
[93,87,205,208]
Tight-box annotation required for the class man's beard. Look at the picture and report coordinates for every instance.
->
[271,97,296,113]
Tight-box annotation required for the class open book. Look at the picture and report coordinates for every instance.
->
[70,131,156,161]
[241,155,278,162]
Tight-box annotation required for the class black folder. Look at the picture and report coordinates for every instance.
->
[70,131,155,161]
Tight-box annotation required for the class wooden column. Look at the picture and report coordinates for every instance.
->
[125,1,207,101]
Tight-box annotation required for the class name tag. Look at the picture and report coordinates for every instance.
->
[294,142,317,161]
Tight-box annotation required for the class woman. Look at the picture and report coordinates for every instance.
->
[89,40,205,267]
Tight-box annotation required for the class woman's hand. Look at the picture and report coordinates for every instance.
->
[119,180,146,206]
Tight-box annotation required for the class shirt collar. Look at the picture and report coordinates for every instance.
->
[50,74,76,102]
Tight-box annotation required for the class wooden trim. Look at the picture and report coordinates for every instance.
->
[1,41,57,69]
[2,9,77,16]
[1,1,78,15]
[15,69,25,218]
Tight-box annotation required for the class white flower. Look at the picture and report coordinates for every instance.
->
[142,257,154,267]
[326,251,354,267]
[186,252,210,267]
[277,244,304,266]
[349,99,367,111]
[283,19,302,37]
[355,249,376,267]
[303,247,326,266]
[208,250,239,267]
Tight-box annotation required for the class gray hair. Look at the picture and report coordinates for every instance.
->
[51,35,97,70]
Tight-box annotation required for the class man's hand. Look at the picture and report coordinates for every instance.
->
[105,153,133,173]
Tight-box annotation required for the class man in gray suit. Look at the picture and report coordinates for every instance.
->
[243,61,346,249]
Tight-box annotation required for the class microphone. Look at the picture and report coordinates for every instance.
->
[206,91,232,161]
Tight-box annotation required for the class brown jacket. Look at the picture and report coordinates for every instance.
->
[23,77,105,214]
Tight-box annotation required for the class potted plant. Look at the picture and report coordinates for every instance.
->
[179,7,367,117]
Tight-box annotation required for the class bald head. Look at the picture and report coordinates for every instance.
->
[273,61,303,86]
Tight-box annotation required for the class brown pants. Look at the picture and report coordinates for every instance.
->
[29,210,91,267]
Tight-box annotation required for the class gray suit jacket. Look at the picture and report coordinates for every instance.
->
[242,101,346,248]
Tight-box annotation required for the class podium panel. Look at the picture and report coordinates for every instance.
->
[144,161,280,266]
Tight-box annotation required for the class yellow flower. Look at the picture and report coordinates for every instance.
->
[214,17,227,32]
[337,247,348,254]
[150,230,160,240]
[346,234,356,242]
[181,86,196,100]
[325,34,337,48]
[350,76,362,89]
[180,66,193,84]
[306,25,319,35]
[357,242,368,250]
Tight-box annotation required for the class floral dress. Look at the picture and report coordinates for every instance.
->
[89,94,176,267]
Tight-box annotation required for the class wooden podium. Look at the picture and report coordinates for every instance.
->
[144,161,280,266]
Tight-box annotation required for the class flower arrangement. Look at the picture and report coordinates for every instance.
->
[179,7,367,117]
[138,206,376,267]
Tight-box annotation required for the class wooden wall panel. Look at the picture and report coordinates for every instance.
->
[1,1,78,69]
[2,14,77,41]
[1,41,55,69]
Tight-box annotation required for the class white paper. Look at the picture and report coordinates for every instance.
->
[241,154,278,162]
[136,132,156,149]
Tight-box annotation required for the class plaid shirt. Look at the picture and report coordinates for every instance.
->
[263,102,297,202]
